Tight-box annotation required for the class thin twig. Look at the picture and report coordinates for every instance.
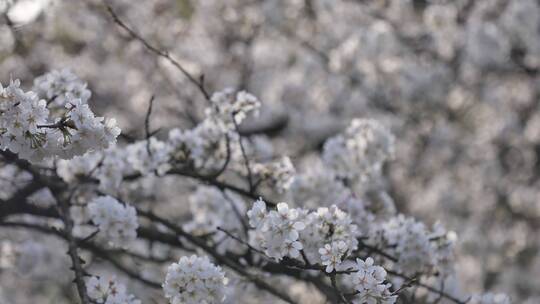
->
[233,119,254,193]
[221,191,250,235]
[433,279,445,304]
[386,269,468,304]
[216,226,263,255]
[204,134,231,179]
[144,95,155,156]
[104,3,211,101]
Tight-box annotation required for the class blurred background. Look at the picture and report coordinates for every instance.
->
[1,0,539,303]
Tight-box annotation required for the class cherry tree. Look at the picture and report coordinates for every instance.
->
[1,0,539,303]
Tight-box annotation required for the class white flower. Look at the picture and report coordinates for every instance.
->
[0,73,119,163]
[33,69,91,107]
[381,215,438,275]
[86,275,140,304]
[163,255,227,304]
[168,119,228,170]
[349,257,396,304]
[126,137,171,175]
[300,205,359,265]
[252,156,295,193]
[247,198,267,229]
[282,239,303,258]
[87,196,138,248]
[247,200,305,260]
[319,241,348,273]
[206,88,260,132]
[233,91,260,124]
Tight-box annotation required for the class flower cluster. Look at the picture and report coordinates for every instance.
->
[33,69,91,107]
[56,88,263,191]
[323,119,394,181]
[57,136,175,195]
[57,147,127,194]
[207,88,260,131]
[87,196,138,248]
[247,200,305,260]
[0,72,119,163]
[163,255,227,304]
[86,275,141,304]
[336,196,376,234]
[301,205,359,267]
[380,215,435,275]
[168,119,228,170]
[379,215,457,276]
[348,257,396,304]
[247,199,360,267]
[252,156,295,192]
[125,137,172,175]
[319,241,348,273]
[0,78,50,161]
[167,89,261,172]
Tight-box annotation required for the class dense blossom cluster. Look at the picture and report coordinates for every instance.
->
[374,215,457,276]
[381,215,437,275]
[246,196,398,303]
[163,255,227,304]
[207,89,260,132]
[33,69,92,107]
[87,196,138,248]
[247,199,360,268]
[0,71,119,162]
[323,119,395,181]
[86,275,141,304]
[302,205,359,267]
[348,257,396,304]
[318,241,348,273]
[126,137,172,175]
[252,156,295,192]
[168,119,227,170]
[247,199,305,260]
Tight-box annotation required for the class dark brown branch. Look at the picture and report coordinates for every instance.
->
[144,95,155,156]
[57,196,91,304]
[330,273,352,304]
